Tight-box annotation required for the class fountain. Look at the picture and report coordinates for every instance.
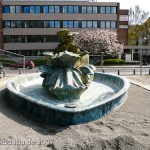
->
[7,30,130,126]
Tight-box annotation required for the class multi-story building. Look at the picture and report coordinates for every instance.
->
[0,0,128,56]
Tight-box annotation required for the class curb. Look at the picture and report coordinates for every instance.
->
[126,77,150,91]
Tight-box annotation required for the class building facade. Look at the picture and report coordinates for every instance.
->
[0,0,128,56]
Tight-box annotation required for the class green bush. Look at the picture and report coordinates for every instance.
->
[0,59,16,66]
[103,59,125,65]
[32,59,47,66]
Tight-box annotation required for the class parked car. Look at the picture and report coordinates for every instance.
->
[9,60,35,69]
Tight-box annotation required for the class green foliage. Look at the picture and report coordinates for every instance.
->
[32,59,47,66]
[0,59,16,66]
[128,5,149,45]
[104,59,125,65]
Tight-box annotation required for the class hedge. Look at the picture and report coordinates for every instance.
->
[0,59,16,66]
[32,59,47,66]
[104,59,125,65]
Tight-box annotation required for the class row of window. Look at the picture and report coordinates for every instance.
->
[4,20,117,28]
[4,35,60,43]
[3,5,117,14]
[7,50,50,56]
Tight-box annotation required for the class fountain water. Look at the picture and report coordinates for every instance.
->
[7,30,130,126]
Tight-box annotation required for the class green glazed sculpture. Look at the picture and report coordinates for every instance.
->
[40,29,95,101]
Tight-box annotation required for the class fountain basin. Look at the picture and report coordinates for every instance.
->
[7,72,130,126]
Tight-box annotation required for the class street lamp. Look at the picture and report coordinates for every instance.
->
[101,52,104,72]
[138,37,147,76]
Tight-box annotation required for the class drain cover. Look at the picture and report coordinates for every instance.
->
[64,103,77,108]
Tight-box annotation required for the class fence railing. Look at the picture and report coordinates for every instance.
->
[0,49,26,74]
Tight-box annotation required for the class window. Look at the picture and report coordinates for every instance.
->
[82,6,86,13]
[44,35,51,42]
[82,21,97,28]
[100,21,105,28]
[30,6,40,13]
[10,6,15,13]
[49,21,54,28]
[87,21,92,28]
[74,6,79,13]
[55,6,60,13]
[24,6,30,13]
[45,35,58,42]
[63,6,78,13]
[74,21,79,28]
[44,21,49,28]
[82,21,86,28]
[111,7,117,14]
[49,6,54,13]
[29,21,36,28]
[63,6,67,13]
[106,21,111,28]
[68,6,73,13]
[27,35,43,43]
[82,6,97,14]
[93,21,97,28]
[4,21,11,28]
[111,21,116,28]
[93,7,97,14]
[30,6,34,13]
[11,21,16,28]
[106,7,111,14]
[25,21,30,28]
[3,6,10,13]
[43,20,60,28]
[100,21,116,28]
[16,6,21,13]
[5,36,11,43]
[35,6,40,13]
[14,36,23,43]
[62,21,79,28]
[68,21,73,28]
[16,21,21,28]
[87,6,92,14]
[100,7,105,13]
[43,6,48,13]
[49,35,56,42]
[63,21,67,28]
[55,21,60,28]
[36,21,42,28]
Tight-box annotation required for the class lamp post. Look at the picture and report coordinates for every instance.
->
[101,52,104,72]
[138,37,147,76]
[138,38,143,76]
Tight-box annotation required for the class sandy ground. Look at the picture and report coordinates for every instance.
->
[0,76,150,150]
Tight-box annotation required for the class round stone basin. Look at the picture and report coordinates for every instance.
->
[7,72,130,126]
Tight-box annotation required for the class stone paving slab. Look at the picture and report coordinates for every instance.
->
[125,75,150,91]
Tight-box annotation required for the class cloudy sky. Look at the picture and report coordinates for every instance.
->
[97,0,149,15]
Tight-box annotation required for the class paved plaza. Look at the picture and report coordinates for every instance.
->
[0,68,150,149]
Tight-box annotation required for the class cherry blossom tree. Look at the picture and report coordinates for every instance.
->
[74,29,123,56]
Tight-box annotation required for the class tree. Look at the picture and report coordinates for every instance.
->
[129,5,149,25]
[74,29,123,55]
[128,5,149,45]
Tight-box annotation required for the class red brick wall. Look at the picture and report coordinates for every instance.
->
[117,9,129,45]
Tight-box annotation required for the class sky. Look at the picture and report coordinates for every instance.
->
[97,0,150,15]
